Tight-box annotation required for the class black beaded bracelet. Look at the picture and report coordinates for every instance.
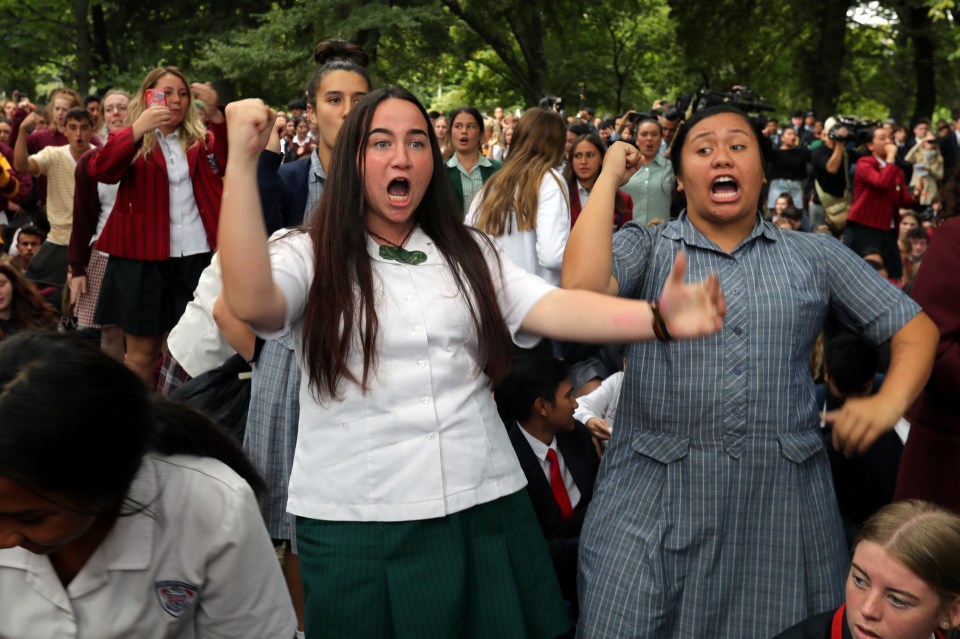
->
[650,301,672,342]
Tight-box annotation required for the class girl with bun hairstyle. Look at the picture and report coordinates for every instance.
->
[246,38,371,637]
[88,67,226,387]
[257,38,370,231]
[774,500,960,639]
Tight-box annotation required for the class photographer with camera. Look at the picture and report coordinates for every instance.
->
[843,126,917,282]
[811,118,854,233]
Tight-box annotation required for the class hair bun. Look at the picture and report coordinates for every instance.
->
[313,39,370,69]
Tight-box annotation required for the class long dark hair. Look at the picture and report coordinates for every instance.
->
[472,107,567,236]
[0,262,58,339]
[0,333,265,511]
[563,133,630,223]
[301,86,513,400]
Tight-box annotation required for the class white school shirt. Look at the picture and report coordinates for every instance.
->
[157,131,210,257]
[573,371,624,429]
[92,181,119,244]
[518,426,581,509]
[465,168,571,286]
[261,227,556,522]
[0,455,296,639]
[166,254,234,378]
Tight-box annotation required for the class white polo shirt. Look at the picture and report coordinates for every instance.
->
[166,254,234,378]
[263,227,556,522]
[0,455,296,639]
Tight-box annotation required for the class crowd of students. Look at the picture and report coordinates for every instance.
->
[0,37,959,639]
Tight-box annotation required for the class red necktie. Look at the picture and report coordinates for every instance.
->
[546,448,574,522]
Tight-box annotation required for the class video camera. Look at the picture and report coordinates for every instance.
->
[676,73,775,123]
[827,115,880,145]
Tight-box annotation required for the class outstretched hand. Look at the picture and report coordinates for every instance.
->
[657,251,726,339]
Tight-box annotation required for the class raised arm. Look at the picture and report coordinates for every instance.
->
[527,251,724,342]
[561,141,642,295]
[219,99,288,332]
[12,112,40,175]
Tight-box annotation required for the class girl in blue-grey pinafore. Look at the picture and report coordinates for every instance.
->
[563,105,939,639]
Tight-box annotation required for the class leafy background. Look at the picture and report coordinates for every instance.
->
[3,0,958,124]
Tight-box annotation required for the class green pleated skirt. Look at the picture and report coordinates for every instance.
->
[296,490,570,639]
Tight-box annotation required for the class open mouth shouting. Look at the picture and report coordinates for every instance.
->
[710,175,740,203]
[387,178,411,205]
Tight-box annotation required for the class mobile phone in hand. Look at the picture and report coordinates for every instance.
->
[146,89,167,108]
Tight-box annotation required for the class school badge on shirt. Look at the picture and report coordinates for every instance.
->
[154,580,199,617]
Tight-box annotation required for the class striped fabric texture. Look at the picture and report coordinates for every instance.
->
[243,334,301,545]
[577,214,922,639]
[296,491,569,639]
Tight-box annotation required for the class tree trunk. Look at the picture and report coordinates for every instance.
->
[906,3,936,121]
[91,0,110,72]
[807,0,850,119]
[441,0,548,104]
[73,0,91,95]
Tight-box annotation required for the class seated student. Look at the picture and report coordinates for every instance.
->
[573,368,624,454]
[493,354,601,615]
[5,225,44,273]
[774,204,804,231]
[816,332,903,548]
[773,499,960,639]
[0,262,59,340]
[904,226,929,270]
[0,332,296,638]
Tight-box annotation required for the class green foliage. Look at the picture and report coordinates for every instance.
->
[3,0,960,124]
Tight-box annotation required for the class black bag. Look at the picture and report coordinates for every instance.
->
[170,354,252,444]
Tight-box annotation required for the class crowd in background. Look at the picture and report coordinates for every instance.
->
[0,39,959,639]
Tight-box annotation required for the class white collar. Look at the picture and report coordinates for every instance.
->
[518,424,558,464]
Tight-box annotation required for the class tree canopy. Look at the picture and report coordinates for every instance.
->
[3,0,959,123]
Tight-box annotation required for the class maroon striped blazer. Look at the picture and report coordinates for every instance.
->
[87,121,227,261]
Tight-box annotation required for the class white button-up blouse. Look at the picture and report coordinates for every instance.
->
[263,227,556,522]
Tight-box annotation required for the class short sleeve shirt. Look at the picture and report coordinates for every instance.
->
[610,213,921,441]
[0,455,296,638]
[260,227,556,522]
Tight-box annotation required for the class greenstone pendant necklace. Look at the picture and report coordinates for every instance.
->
[367,225,427,265]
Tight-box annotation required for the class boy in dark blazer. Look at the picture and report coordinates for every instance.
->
[494,355,601,616]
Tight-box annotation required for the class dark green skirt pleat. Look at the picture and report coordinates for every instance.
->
[296,491,569,638]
